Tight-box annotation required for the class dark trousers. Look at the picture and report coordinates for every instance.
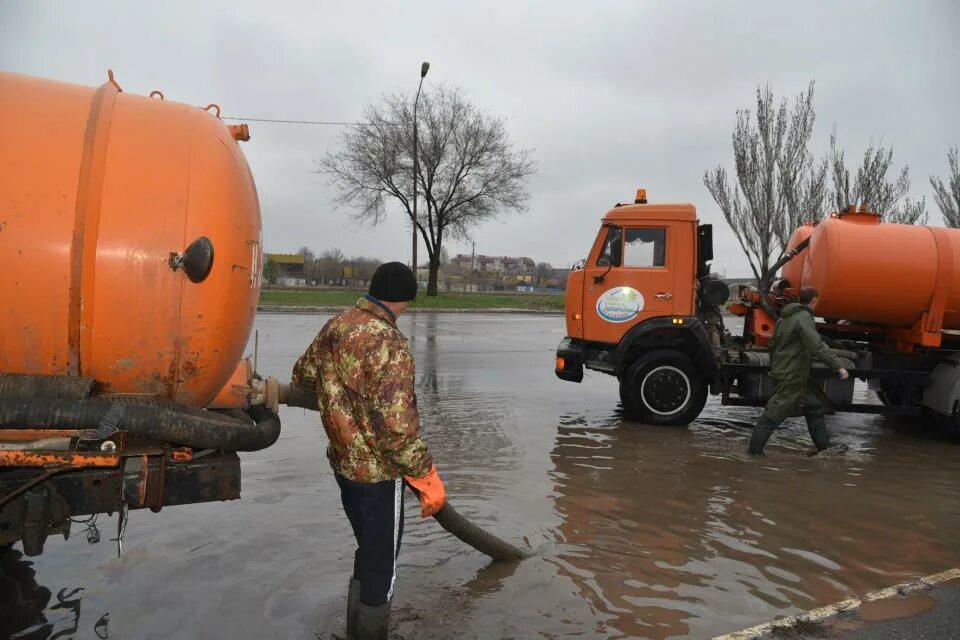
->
[335,474,404,606]
[749,385,831,454]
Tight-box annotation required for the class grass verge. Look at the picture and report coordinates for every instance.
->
[259,288,565,311]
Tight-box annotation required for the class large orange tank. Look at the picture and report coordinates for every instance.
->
[0,71,261,407]
[801,211,960,329]
[780,222,815,290]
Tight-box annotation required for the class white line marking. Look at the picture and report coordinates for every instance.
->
[713,567,960,640]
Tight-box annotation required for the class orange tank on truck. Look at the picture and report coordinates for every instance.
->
[0,70,261,408]
[555,191,960,438]
[0,71,308,557]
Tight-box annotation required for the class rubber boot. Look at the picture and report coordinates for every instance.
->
[805,412,831,452]
[354,601,391,640]
[345,577,361,639]
[748,417,777,456]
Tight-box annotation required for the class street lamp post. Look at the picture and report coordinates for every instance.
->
[412,61,430,281]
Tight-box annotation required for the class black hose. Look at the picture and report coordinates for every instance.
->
[0,373,94,399]
[407,481,530,562]
[0,397,281,452]
[283,384,319,410]
[432,502,531,562]
[760,237,812,319]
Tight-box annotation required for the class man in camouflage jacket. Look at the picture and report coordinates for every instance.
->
[292,262,445,640]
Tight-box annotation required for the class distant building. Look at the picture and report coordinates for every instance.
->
[451,254,536,275]
[264,253,306,286]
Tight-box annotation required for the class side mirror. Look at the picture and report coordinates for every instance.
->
[597,256,610,267]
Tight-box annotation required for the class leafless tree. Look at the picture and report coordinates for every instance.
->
[704,82,826,286]
[931,146,960,228]
[347,256,382,280]
[536,261,553,286]
[315,248,346,284]
[320,85,536,296]
[296,246,317,282]
[829,132,927,224]
[296,246,315,263]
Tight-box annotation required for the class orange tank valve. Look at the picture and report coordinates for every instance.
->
[228,124,250,142]
[207,358,255,410]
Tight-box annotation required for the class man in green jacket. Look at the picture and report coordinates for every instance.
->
[748,287,850,456]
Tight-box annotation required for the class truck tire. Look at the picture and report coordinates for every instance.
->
[619,349,708,426]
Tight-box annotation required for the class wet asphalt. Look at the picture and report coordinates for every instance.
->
[2,312,959,639]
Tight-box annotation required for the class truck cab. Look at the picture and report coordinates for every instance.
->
[556,191,725,425]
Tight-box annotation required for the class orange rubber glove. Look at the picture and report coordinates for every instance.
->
[404,464,446,518]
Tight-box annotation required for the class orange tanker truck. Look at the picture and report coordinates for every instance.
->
[0,71,307,555]
[555,189,960,434]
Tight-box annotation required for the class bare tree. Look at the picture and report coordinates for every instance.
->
[321,86,536,296]
[829,132,927,224]
[316,248,346,284]
[704,82,826,286]
[536,261,553,286]
[296,246,315,263]
[931,146,960,227]
[296,246,317,282]
[349,256,382,280]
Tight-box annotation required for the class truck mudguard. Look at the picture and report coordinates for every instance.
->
[612,317,718,382]
[922,353,960,417]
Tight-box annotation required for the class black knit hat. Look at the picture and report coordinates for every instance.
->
[369,262,418,302]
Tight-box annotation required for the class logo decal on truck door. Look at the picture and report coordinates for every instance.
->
[596,287,644,323]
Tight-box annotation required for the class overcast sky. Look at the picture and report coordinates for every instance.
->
[3,1,958,277]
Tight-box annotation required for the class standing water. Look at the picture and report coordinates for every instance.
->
[3,312,959,639]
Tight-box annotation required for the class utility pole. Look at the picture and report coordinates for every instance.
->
[412,61,430,278]
[471,242,476,292]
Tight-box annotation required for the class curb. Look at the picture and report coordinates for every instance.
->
[713,567,960,639]
[257,305,564,315]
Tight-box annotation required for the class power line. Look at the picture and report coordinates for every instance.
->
[222,116,402,126]
[222,116,366,126]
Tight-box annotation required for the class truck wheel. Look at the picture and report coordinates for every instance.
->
[619,349,707,426]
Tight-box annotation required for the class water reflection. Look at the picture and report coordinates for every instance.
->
[548,402,960,638]
[0,547,109,639]
[6,313,959,639]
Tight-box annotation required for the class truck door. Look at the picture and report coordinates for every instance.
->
[583,222,690,345]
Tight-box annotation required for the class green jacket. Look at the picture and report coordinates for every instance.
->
[768,303,844,386]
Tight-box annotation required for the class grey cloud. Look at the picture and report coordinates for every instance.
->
[2,0,958,276]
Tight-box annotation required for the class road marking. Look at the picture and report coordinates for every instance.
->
[713,567,960,640]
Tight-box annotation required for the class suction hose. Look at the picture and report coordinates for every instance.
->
[760,237,811,320]
[285,383,531,562]
[432,503,530,561]
[0,373,280,452]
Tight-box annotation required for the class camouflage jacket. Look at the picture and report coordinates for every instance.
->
[291,297,433,482]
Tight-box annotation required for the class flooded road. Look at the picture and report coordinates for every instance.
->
[4,312,960,639]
